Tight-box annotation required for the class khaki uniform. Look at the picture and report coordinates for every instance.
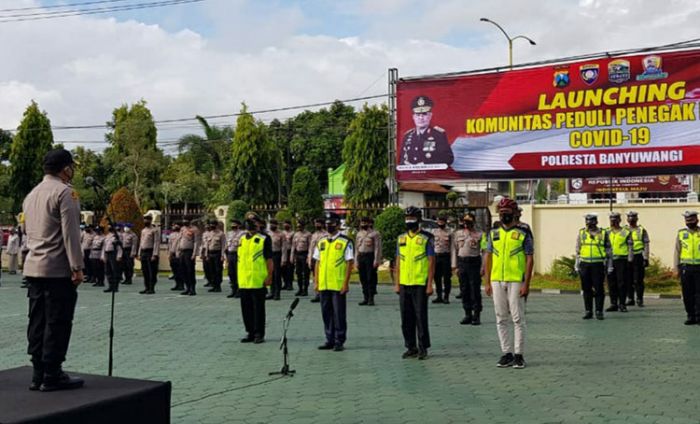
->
[431,227,453,301]
[268,229,287,299]
[291,230,312,293]
[102,232,123,289]
[201,230,213,285]
[355,228,382,301]
[138,225,161,292]
[226,229,245,292]
[452,228,486,316]
[22,175,83,278]
[205,229,227,290]
[177,226,201,294]
[282,229,295,289]
[120,230,138,284]
[168,230,183,289]
[80,231,95,280]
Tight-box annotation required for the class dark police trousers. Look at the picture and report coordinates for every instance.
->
[140,248,158,291]
[203,252,213,285]
[282,249,294,289]
[170,254,184,289]
[207,251,223,289]
[320,290,347,346]
[240,288,266,338]
[105,251,122,291]
[628,254,645,303]
[270,252,282,298]
[607,259,629,306]
[399,285,431,351]
[27,278,78,365]
[83,249,92,280]
[179,249,196,293]
[357,252,377,300]
[434,253,452,299]
[458,256,482,314]
[227,252,238,293]
[294,252,309,291]
[122,251,135,283]
[580,262,606,312]
[91,256,104,286]
[680,265,700,320]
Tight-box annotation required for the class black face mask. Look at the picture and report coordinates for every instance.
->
[405,221,419,232]
[145,222,151,227]
[500,214,514,225]
[437,223,446,229]
[687,221,698,229]
[326,224,337,234]
[315,225,323,231]
[270,225,278,231]
[284,226,291,231]
[360,224,369,230]
[464,222,474,229]
[245,220,257,231]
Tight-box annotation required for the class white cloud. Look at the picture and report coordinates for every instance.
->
[0,0,698,149]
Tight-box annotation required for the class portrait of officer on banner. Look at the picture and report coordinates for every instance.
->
[400,95,454,166]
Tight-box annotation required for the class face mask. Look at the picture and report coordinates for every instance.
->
[586,220,597,228]
[245,220,257,231]
[464,222,474,229]
[270,225,278,231]
[360,224,369,230]
[173,226,180,232]
[284,225,291,231]
[326,224,337,234]
[315,225,323,231]
[437,223,446,229]
[500,214,514,225]
[232,226,239,231]
[405,220,419,232]
[145,222,151,227]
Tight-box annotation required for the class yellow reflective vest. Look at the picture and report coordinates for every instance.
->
[607,227,630,259]
[578,228,608,263]
[398,231,431,286]
[629,225,646,254]
[678,228,700,265]
[317,236,351,291]
[490,227,528,282]
[237,233,268,289]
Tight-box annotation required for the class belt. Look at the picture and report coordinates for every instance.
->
[436,252,450,256]
[295,251,308,255]
[141,247,154,251]
[358,251,374,255]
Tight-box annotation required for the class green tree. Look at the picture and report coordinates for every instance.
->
[160,158,209,209]
[71,147,108,211]
[274,208,294,225]
[288,166,323,224]
[103,100,165,208]
[289,101,355,186]
[8,101,54,210]
[342,104,389,206]
[225,103,280,204]
[0,128,12,161]
[226,199,249,227]
[177,116,233,181]
[374,206,404,263]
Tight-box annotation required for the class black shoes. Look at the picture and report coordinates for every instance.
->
[139,289,149,294]
[626,299,635,306]
[368,297,375,306]
[180,290,190,295]
[318,343,334,350]
[171,286,181,291]
[684,317,697,325]
[310,295,320,303]
[497,353,515,368]
[227,291,237,298]
[39,372,84,392]
[208,287,222,293]
[417,349,428,360]
[295,290,303,296]
[637,299,645,307]
[619,304,628,312]
[122,280,132,285]
[432,297,444,304]
[582,311,593,320]
[358,299,369,306]
[455,293,463,299]
[241,336,255,343]
[472,312,481,326]
[513,354,526,369]
[265,294,275,300]
[605,305,618,312]
[333,345,344,352]
[402,348,418,359]
[460,314,473,325]
[253,337,265,344]
[443,297,450,304]
[596,311,605,320]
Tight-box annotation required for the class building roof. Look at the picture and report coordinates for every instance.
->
[399,183,450,193]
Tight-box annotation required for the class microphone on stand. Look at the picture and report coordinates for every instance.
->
[84,176,105,190]
[285,298,300,320]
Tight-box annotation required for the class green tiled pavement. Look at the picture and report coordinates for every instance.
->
[1,273,699,423]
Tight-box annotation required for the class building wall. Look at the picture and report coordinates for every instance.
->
[516,203,697,274]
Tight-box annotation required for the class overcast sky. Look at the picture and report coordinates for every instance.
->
[1,0,699,151]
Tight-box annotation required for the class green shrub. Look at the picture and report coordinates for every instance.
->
[374,206,404,263]
[550,255,578,280]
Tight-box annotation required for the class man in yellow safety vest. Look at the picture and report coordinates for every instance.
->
[576,213,612,321]
[606,212,633,313]
[674,211,700,325]
[626,211,650,307]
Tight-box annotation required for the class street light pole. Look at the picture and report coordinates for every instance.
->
[480,18,536,198]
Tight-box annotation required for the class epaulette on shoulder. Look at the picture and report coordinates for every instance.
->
[433,126,445,132]
[403,128,415,136]
[420,230,433,239]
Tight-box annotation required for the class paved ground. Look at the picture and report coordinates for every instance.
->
[0,273,699,424]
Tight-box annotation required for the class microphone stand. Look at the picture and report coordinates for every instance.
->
[90,183,121,377]
[269,308,297,377]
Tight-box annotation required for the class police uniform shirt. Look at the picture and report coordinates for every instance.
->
[7,234,20,255]
[206,230,227,259]
[627,225,651,259]
[308,230,328,267]
[283,230,294,251]
[201,230,212,256]
[168,231,181,255]
[431,227,452,255]
[400,126,454,165]
[22,175,83,277]
[355,229,382,265]
[89,234,105,260]
[139,225,161,255]
[226,229,245,253]
[101,233,123,261]
[290,230,312,256]
[177,226,201,257]
[451,229,485,268]
[121,231,138,257]
[312,233,355,262]
[674,226,700,271]
[81,231,95,251]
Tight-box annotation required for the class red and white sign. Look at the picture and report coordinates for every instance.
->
[569,175,690,193]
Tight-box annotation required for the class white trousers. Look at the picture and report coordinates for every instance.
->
[492,281,526,355]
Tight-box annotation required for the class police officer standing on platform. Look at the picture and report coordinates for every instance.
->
[168,222,183,291]
[626,211,650,307]
[314,212,354,352]
[120,224,138,285]
[226,219,244,298]
[452,212,487,325]
[238,212,273,344]
[23,148,84,392]
[138,215,160,294]
[267,219,287,301]
[102,224,123,293]
[675,211,700,325]
[205,220,226,293]
[575,214,612,320]
[291,220,311,297]
[309,218,327,303]
[606,212,633,313]
[432,214,452,304]
[395,206,435,360]
[356,216,382,306]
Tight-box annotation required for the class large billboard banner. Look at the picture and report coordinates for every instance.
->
[396,49,700,181]
[568,175,690,193]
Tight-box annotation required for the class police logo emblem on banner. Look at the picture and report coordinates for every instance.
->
[608,59,630,83]
[553,69,570,88]
[636,55,668,81]
[579,64,599,85]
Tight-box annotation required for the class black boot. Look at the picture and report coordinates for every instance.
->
[368,295,375,306]
[471,311,481,326]
[443,294,450,304]
[432,295,444,304]
[358,294,369,306]
[29,359,44,391]
[40,364,84,392]
[460,311,473,325]
[582,311,593,320]
[310,294,320,303]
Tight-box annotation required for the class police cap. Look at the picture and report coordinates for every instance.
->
[683,210,698,218]
[584,213,598,221]
[609,212,621,219]
[43,148,77,173]
[269,218,278,225]
[245,212,259,222]
[143,215,152,221]
[411,96,433,114]
[325,212,341,224]
[626,211,638,217]
[462,212,475,222]
[231,219,242,225]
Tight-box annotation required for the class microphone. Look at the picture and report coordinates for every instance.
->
[85,176,105,190]
[285,298,300,319]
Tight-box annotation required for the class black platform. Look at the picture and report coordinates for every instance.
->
[0,367,171,424]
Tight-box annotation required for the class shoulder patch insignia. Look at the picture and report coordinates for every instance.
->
[433,126,445,132]
[71,190,79,201]
[511,231,521,240]
[335,242,343,250]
